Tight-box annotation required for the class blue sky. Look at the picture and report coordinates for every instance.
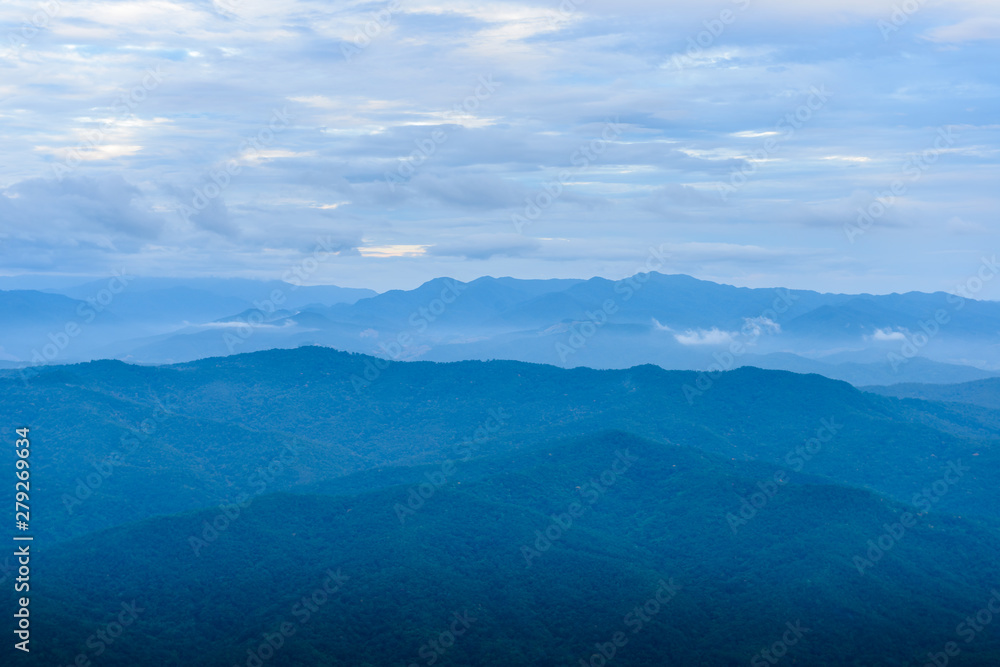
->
[0,0,998,294]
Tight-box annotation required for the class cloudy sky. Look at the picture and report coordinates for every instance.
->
[0,0,998,293]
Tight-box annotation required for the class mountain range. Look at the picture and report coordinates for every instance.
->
[2,273,998,387]
[4,346,1000,665]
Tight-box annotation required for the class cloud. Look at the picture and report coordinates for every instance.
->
[427,234,541,260]
[358,245,429,258]
[743,316,781,337]
[0,0,996,293]
[652,318,673,332]
[924,18,1000,43]
[656,317,777,345]
[946,216,988,235]
[186,194,238,237]
[408,173,526,209]
[1,174,164,241]
[0,175,168,271]
[870,328,907,342]
[198,321,291,330]
[657,242,813,265]
[673,328,736,346]
[731,130,781,139]
[644,184,723,212]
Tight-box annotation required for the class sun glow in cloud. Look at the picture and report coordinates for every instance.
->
[358,245,429,258]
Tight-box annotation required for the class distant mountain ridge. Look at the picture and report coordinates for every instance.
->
[864,377,1000,410]
[1,272,997,386]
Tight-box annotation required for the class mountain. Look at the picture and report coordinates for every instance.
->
[0,289,92,327]
[83,286,251,324]
[0,289,121,363]
[740,352,1000,386]
[3,273,999,385]
[4,347,999,545]
[864,377,1000,410]
[6,347,1000,665]
[311,275,588,334]
[0,278,375,365]
[23,431,1000,666]
[51,277,376,310]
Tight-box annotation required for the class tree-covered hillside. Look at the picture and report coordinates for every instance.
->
[2,347,997,545]
[20,432,1000,666]
[3,348,999,665]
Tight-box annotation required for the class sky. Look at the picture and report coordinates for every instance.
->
[0,0,998,294]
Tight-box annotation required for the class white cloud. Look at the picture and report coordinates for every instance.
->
[662,317,777,345]
[358,245,429,258]
[197,321,291,329]
[946,216,988,235]
[743,316,781,337]
[731,130,781,138]
[924,18,1000,43]
[652,318,673,332]
[819,155,871,163]
[0,0,996,292]
[870,328,907,342]
[673,328,735,346]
